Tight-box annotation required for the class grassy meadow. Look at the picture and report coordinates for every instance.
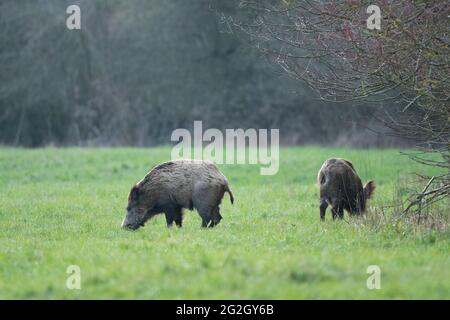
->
[0,147,448,299]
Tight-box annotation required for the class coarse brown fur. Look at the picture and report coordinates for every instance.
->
[122,159,234,229]
[317,158,375,221]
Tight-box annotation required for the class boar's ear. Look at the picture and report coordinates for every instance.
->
[129,185,141,202]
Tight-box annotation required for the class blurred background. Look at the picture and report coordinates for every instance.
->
[0,0,404,147]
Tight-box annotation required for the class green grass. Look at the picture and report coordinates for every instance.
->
[0,146,448,299]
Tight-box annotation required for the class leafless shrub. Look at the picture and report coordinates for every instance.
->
[350,176,449,232]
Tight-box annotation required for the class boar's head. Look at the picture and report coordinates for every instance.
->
[121,185,154,230]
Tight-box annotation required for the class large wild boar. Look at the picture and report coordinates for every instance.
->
[317,158,375,220]
[121,159,234,230]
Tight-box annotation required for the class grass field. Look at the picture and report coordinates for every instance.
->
[0,147,448,299]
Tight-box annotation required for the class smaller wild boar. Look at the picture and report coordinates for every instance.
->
[317,158,375,220]
[121,159,234,230]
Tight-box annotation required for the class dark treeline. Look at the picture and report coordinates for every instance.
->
[0,0,402,147]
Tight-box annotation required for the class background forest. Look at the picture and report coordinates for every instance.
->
[0,0,399,147]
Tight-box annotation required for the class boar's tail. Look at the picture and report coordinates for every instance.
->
[225,185,234,204]
[363,180,376,200]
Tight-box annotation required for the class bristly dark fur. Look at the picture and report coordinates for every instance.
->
[124,159,234,229]
[317,158,375,221]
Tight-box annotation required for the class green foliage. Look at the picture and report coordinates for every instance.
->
[0,147,448,299]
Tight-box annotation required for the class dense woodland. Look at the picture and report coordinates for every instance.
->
[0,0,401,147]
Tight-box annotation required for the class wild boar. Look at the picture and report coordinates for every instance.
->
[317,158,375,220]
[121,159,234,230]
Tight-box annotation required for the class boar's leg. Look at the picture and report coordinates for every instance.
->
[331,199,344,220]
[164,213,175,227]
[193,184,219,228]
[194,203,212,228]
[197,207,212,228]
[319,199,328,221]
[174,214,183,228]
[164,205,183,228]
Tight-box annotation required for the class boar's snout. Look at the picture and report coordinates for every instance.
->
[121,216,135,230]
[121,220,137,230]
[121,209,145,230]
